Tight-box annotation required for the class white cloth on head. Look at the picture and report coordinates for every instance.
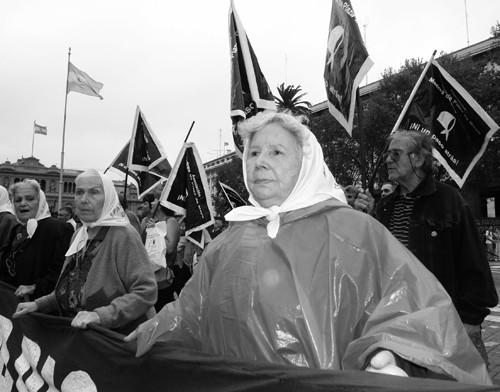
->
[225,128,347,238]
[65,170,129,256]
[0,185,14,215]
[20,189,51,239]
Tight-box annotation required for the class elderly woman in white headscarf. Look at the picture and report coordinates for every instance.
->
[125,112,492,385]
[0,180,73,299]
[14,170,157,334]
[0,185,18,267]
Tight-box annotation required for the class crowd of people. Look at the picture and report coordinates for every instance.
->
[1,111,498,386]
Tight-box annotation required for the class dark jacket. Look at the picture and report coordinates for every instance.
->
[374,175,498,325]
[0,217,73,299]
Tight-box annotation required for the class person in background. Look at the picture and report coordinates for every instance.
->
[144,201,180,311]
[355,130,498,368]
[58,206,76,231]
[126,111,491,385]
[139,193,156,235]
[380,181,396,199]
[13,169,157,334]
[342,185,359,208]
[0,185,18,264]
[119,194,141,234]
[0,179,73,299]
[485,226,495,261]
[493,227,500,262]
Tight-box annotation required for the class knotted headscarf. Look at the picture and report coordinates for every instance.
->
[10,181,51,238]
[225,114,346,238]
[65,169,129,256]
[0,185,14,215]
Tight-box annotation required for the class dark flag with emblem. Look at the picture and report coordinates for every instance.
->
[229,0,276,156]
[159,143,214,248]
[105,106,171,199]
[106,142,170,199]
[219,181,247,209]
[324,0,373,135]
[398,59,499,187]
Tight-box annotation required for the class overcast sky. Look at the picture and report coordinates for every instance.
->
[1,0,499,174]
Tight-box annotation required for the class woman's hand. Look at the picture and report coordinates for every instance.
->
[365,350,408,377]
[13,302,39,318]
[71,311,101,329]
[14,284,36,298]
[124,316,160,357]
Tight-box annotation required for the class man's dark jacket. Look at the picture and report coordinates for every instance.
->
[374,175,498,325]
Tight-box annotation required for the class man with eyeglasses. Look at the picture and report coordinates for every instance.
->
[355,129,498,369]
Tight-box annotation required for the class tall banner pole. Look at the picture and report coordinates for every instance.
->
[391,50,437,133]
[367,50,437,190]
[58,47,71,210]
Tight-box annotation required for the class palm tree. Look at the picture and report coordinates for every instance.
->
[274,83,312,116]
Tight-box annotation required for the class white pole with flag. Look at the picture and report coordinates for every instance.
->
[32,121,47,157]
[58,47,71,211]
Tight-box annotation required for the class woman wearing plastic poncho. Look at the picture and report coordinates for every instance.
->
[126,111,492,385]
[14,169,157,334]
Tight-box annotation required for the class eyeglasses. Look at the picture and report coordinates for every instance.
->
[383,150,413,162]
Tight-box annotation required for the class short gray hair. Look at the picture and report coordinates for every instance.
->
[9,179,41,199]
[238,111,309,149]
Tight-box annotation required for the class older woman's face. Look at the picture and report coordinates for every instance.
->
[75,173,105,223]
[246,123,302,208]
[13,184,39,224]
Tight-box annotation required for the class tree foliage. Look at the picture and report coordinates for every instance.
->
[274,83,312,116]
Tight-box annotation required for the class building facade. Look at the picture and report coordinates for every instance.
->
[0,156,138,215]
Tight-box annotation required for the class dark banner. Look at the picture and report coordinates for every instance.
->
[228,0,276,156]
[324,0,373,135]
[1,281,496,392]
[219,180,247,208]
[129,107,169,173]
[159,143,214,247]
[105,141,169,199]
[400,60,498,187]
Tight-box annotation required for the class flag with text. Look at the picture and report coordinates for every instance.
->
[399,59,499,187]
[228,0,276,156]
[159,143,214,248]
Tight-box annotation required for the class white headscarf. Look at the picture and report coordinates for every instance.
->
[11,181,51,238]
[0,185,14,215]
[225,120,347,238]
[65,169,129,256]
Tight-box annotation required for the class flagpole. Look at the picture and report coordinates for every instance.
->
[356,89,367,189]
[31,122,35,157]
[366,50,437,191]
[183,121,196,143]
[58,47,71,210]
[391,50,437,133]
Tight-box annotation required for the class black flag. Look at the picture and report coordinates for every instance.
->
[159,143,214,248]
[229,0,276,156]
[219,181,247,209]
[324,0,373,135]
[399,59,499,187]
[106,106,171,199]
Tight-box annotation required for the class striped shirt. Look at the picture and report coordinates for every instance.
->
[388,194,417,248]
